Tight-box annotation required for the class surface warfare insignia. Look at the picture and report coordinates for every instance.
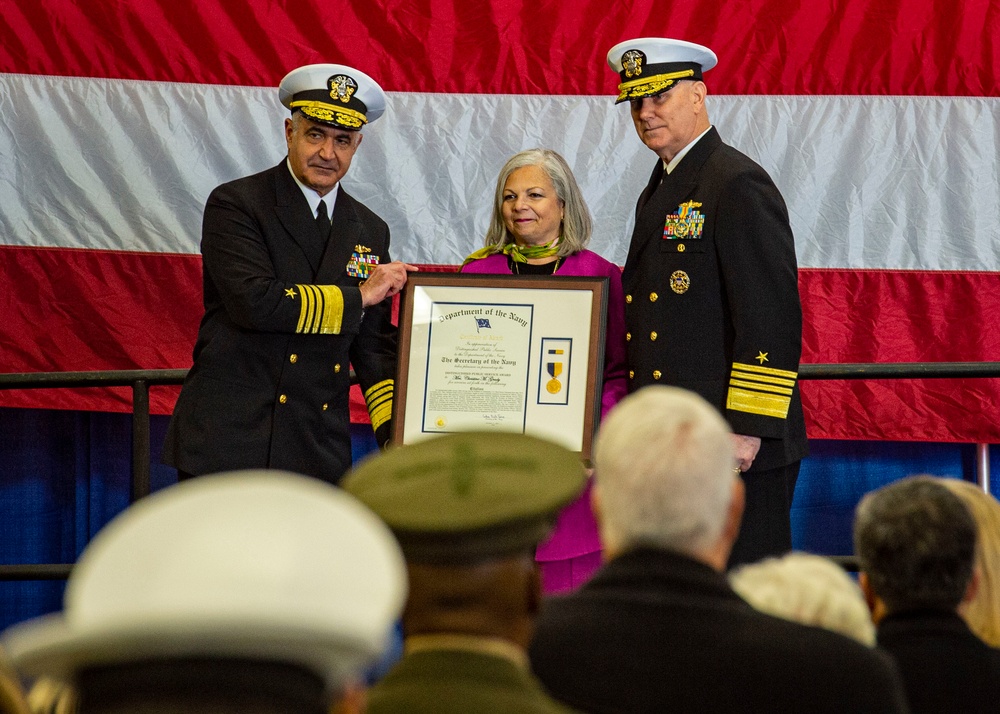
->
[329,74,357,104]
[663,200,705,240]
[347,244,379,279]
[622,50,645,78]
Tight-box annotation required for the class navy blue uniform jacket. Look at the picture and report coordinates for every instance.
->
[623,127,807,470]
[164,161,396,483]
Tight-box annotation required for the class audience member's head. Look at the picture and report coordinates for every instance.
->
[730,552,876,645]
[23,677,76,714]
[939,478,1000,646]
[854,475,978,621]
[343,431,586,649]
[0,659,30,714]
[1,471,407,714]
[593,386,741,569]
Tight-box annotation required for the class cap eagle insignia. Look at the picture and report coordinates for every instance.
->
[328,75,357,104]
[622,50,645,78]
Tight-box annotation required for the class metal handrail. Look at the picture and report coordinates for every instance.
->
[0,369,189,505]
[0,565,74,581]
[0,370,189,581]
[1,362,998,581]
[825,556,860,572]
[0,369,189,389]
[799,362,1000,380]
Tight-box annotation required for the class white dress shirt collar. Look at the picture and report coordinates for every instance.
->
[664,125,713,175]
[286,159,340,218]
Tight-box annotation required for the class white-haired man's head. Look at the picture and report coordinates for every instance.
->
[593,386,741,567]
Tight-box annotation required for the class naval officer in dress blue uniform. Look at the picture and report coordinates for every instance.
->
[606,38,808,566]
[164,63,415,484]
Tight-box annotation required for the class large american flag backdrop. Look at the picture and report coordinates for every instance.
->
[1,0,998,442]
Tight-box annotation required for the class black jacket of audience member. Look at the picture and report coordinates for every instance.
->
[529,547,909,714]
[877,609,1000,714]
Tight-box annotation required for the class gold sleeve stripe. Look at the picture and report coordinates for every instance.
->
[301,284,322,333]
[727,387,792,419]
[295,284,315,333]
[367,394,392,416]
[295,284,344,334]
[729,378,794,396]
[364,379,394,405]
[365,380,394,431]
[316,285,344,334]
[369,401,392,431]
[732,362,798,379]
[731,369,796,389]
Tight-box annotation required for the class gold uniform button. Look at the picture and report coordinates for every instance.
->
[649,292,658,302]
[626,332,631,341]
[279,394,288,404]
[653,370,662,380]
[289,354,298,363]
[625,294,632,304]
[677,243,686,252]
[322,403,328,411]
[334,363,341,373]
[629,370,634,379]
[650,331,658,341]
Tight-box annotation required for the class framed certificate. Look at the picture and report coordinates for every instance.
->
[393,272,608,457]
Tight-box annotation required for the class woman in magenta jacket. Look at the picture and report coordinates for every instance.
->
[462,148,628,593]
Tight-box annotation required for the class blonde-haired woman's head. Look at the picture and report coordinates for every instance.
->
[939,478,1000,647]
[730,552,876,646]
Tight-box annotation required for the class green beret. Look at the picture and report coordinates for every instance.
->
[342,432,587,564]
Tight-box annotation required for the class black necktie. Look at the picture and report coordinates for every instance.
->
[316,200,331,235]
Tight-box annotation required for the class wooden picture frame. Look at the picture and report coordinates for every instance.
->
[392,272,608,458]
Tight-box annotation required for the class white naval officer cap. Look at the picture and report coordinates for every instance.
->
[0,470,407,692]
[606,37,718,104]
[279,63,387,129]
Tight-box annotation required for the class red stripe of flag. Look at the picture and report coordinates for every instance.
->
[1,0,996,96]
[4,244,998,443]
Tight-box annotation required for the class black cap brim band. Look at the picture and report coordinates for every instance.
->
[390,516,558,565]
[289,88,368,129]
[615,62,703,104]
